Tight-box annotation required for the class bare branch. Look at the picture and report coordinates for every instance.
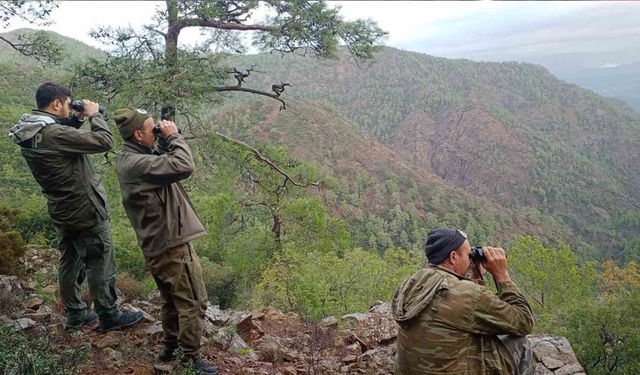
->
[176,18,276,32]
[215,85,288,110]
[144,25,167,38]
[215,132,320,188]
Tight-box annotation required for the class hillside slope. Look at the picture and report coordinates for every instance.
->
[224,47,640,257]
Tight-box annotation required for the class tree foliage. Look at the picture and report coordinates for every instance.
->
[71,0,386,120]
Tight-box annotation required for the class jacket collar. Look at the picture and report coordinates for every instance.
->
[122,140,154,154]
[32,109,62,123]
[428,264,472,281]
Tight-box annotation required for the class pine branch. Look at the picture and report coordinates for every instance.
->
[215,132,320,188]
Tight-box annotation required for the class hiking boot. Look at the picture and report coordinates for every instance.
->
[182,357,219,374]
[65,310,98,330]
[158,344,178,362]
[99,310,144,332]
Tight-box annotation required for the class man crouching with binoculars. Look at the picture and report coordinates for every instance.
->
[392,228,535,375]
[113,108,218,374]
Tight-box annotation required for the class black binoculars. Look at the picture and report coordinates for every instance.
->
[70,100,105,114]
[469,246,486,263]
[152,124,182,135]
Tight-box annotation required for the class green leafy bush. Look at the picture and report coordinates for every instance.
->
[0,324,89,375]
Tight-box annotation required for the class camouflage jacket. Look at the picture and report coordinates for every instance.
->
[116,134,206,258]
[9,111,113,230]
[391,265,534,375]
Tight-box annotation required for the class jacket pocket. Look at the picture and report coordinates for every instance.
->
[88,175,109,220]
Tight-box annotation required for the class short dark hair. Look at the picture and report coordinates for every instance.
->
[35,81,71,110]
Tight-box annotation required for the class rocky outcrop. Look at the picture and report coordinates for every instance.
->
[0,272,585,374]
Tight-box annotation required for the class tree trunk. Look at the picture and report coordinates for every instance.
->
[163,0,180,120]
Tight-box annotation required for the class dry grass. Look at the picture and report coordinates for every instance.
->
[115,272,147,302]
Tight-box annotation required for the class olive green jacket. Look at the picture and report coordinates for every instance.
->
[115,134,206,258]
[392,265,534,375]
[9,111,113,229]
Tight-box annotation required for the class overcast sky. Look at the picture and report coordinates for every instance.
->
[5,1,640,70]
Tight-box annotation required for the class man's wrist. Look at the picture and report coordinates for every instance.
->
[492,271,511,283]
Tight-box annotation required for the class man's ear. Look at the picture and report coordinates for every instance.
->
[133,129,142,142]
[51,99,62,112]
[449,249,459,263]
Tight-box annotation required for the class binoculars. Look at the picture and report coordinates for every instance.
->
[469,246,486,263]
[70,100,105,114]
[152,124,182,135]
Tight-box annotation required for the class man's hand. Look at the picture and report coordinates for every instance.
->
[482,246,511,283]
[158,120,178,138]
[80,100,100,117]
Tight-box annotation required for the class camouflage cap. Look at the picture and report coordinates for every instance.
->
[424,228,467,264]
[113,107,151,139]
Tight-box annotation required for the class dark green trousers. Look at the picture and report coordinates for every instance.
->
[55,219,118,321]
[146,243,208,357]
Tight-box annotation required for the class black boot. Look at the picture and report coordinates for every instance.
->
[65,309,98,330]
[183,357,219,374]
[99,310,144,331]
[158,343,178,362]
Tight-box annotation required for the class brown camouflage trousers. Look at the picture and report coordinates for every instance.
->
[498,335,534,375]
[146,242,208,357]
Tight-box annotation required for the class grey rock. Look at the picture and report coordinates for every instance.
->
[9,317,36,331]
[368,301,391,314]
[145,322,164,337]
[534,363,554,375]
[321,316,338,328]
[342,313,369,323]
[541,356,565,370]
[554,364,584,375]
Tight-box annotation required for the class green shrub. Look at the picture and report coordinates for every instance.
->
[200,256,235,308]
[0,324,89,375]
[0,230,26,276]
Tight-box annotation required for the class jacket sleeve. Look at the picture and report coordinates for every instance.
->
[465,281,534,336]
[48,114,114,153]
[129,133,195,185]
[153,135,172,155]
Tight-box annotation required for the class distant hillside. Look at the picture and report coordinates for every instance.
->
[0,29,105,112]
[202,98,573,252]
[222,47,640,258]
[557,61,640,112]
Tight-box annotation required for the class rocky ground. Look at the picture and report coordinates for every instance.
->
[0,246,586,374]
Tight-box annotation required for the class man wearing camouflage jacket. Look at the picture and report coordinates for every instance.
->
[9,81,143,331]
[113,108,217,374]
[392,228,534,375]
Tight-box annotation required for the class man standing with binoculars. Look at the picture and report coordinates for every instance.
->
[113,108,217,374]
[392,227,535,375]
[8,81,143,331]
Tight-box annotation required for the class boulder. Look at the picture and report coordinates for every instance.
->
[212,329,258,360]
[9,317,36,331]
[320,316,338,328]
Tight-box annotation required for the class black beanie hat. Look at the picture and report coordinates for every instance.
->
[424,228,467,264]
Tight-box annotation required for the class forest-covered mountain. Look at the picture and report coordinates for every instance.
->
[219,48,640,259]
[1,30,639,261]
